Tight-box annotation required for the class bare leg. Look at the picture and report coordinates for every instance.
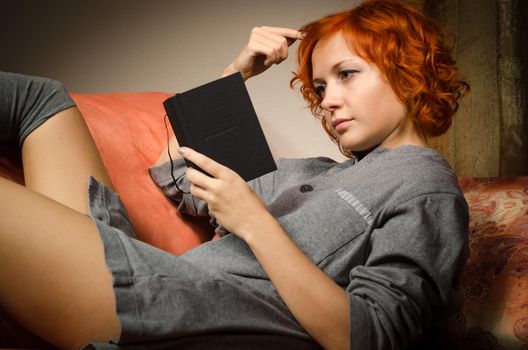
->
[0,107,120,348]
[0,177,120,348]
[22,107,114,214]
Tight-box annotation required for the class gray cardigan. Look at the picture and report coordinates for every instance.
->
[149,146,469,349]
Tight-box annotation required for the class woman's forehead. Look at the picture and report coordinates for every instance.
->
[312,33,363,71]
[313,32,362,59]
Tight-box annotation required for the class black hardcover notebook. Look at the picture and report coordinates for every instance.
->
[163,72,277,182]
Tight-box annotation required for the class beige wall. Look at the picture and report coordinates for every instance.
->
[1,0,358,161]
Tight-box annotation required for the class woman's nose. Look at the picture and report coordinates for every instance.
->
[320,84,342,112]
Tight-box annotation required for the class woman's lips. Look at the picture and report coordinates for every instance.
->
[333,119,352,133]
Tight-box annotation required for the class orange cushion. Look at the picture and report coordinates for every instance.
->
[72,92,213,255]
[0,93,213,255]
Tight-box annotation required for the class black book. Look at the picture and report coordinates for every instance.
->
[163,72,277,182]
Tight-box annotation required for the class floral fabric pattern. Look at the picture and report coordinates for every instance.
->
[456,177,528,349]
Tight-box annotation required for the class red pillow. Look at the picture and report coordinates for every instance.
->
[73,92,213,255]
[0,92,213,255]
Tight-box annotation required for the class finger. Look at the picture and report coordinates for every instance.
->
[250,38,279,66]
[259,35,289,60]
[250,27,299,59]
[246,27,300,67]
[253,28,294,53]
[186,167,215,190]
[260,26,305,44]
[189,183,210,202]
[178,147,228,179]
[251,36,288,65]
[249,30,285,58]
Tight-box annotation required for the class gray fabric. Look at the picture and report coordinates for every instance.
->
[87,332,322,350]
[0,71,76,147]
[86,178,312,348]
[96,145,468,350]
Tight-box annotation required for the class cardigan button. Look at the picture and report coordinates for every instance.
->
[299,184,313,193]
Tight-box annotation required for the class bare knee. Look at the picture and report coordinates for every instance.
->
[0,183,120,348]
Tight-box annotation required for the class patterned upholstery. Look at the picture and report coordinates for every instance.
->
[454,177,528,349]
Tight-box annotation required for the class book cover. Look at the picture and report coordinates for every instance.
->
[163,72,277,182]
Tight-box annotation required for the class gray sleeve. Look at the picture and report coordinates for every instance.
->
[147,158,292,217]
[347,193,469,350]
[148,158,209,217]
[0,71,76,146]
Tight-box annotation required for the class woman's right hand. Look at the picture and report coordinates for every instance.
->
[222,26,304,81]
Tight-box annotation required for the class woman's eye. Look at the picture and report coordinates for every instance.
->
[339,70,357,80]
[314,85,326,96]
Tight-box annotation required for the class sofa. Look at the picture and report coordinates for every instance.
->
[0,92,527,349]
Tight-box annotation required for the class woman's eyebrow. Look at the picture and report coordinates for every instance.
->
[312,59,360,84]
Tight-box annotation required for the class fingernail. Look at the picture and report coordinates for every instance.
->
[177,147,185,154]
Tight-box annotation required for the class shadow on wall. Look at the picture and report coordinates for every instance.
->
[0,0,356,162]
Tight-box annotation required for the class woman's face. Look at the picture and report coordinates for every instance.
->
[311,32,423,153]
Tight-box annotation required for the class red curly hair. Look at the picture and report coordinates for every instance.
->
[290,0,469,158]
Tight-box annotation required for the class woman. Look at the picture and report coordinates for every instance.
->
[0,0,469,349]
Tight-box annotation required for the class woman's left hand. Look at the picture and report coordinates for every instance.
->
[178,147,271,240]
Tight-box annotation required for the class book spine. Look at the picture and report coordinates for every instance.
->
[163,95,198,171]
[164,95,195,149]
